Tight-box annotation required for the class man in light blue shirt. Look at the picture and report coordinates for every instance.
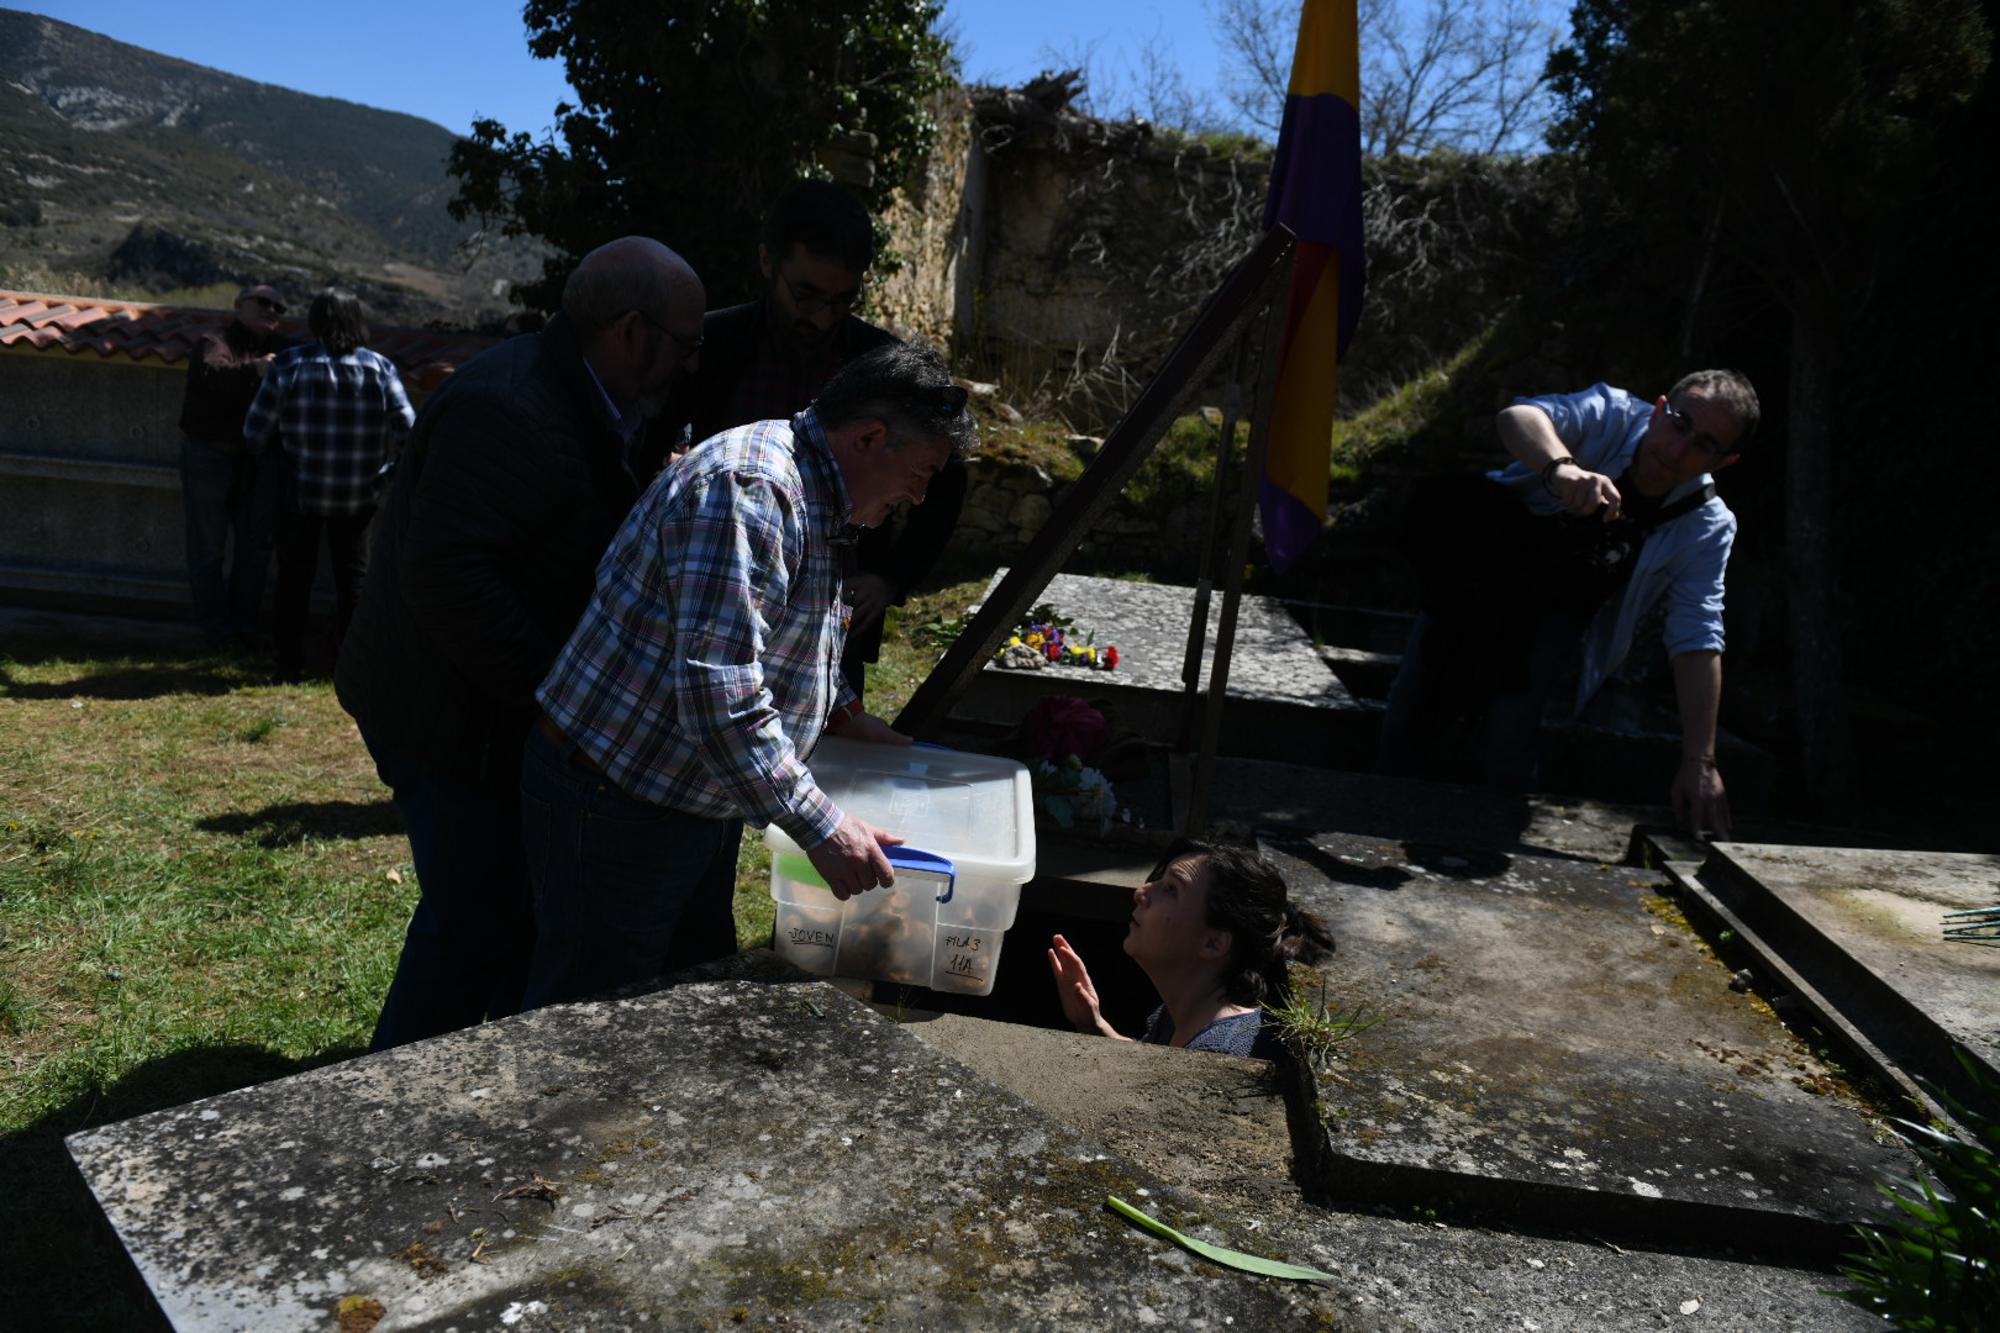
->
[1382,370,1759,836]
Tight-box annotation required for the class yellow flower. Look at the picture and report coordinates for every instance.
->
[1025,632,1045,649]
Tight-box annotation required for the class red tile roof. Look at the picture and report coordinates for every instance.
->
[0,290,499,393]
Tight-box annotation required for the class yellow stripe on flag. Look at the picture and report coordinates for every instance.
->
[1285,0,1361,106]
[1267,260,1341,510]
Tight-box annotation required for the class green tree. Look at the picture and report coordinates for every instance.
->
[1548,0,1990,808]
[447,0,954,310]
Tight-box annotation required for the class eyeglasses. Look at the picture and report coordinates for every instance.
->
[1662,403,1731,461]
[776,270,860,317]
[630,309,703,357]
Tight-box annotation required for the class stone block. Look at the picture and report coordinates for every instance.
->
[67,972,1345,1330]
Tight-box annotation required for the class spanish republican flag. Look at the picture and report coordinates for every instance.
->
[1260,0,1366,574]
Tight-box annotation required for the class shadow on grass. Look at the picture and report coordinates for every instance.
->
[196,799,403,847]
[0,1041,365,1330]
[0,658,261,701]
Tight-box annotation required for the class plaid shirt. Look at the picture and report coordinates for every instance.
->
[538,410,859,847]
[244,342,415,516]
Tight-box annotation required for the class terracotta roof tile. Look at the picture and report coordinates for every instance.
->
[0,290,497,390]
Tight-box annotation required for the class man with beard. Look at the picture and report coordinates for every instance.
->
[679,179,969,698]
[336,237,706,1050]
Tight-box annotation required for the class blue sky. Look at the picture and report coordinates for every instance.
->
[19,0,1255,138]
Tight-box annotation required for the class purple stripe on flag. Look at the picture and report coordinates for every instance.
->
[1259,475,1324,575]
[1263,93,1365,252]
[1263,92,1366,355]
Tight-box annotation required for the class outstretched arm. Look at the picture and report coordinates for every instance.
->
[1496,403,1623,522]
[1670,649,1732,839]
[1048,934,1129,1041]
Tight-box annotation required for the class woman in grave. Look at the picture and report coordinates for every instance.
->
[1047,839,1334,1059]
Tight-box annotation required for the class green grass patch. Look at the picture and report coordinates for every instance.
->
[0,580,1005,1322]
[1327,319,1502,484]
[973,411,1088,482]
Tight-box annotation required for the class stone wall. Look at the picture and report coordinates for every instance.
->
[872,89,975,354]
[0,354,192,610]
[881,82,1270,429]
[943,455,1216,581]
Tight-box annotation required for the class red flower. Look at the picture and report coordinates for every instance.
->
[1103,645,1119,670]
[1023,695,1109,762]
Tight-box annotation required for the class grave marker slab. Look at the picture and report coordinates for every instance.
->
[1702,843,2000,1093]
[67,968,1343,1330]
[974,570,1355,706]
[1264,831,1909,1256]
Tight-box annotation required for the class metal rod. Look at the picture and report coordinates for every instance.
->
[893,226,1297,739]
[1176,336,1249,750]
[1185,276,1288,836]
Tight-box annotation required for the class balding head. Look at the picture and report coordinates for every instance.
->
[562,237,703,338]
[562,237,706,418]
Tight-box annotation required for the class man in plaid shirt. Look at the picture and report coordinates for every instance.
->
[522,342,976,1008]
[244,287,414,680]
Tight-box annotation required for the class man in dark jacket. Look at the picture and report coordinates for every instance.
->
[177,283,292,648]
[678,179,969,699]
[336,236,706,1050]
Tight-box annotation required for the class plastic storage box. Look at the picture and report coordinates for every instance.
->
[764,737,1036,995]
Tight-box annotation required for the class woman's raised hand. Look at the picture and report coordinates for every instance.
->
[1047,933,1126,1040]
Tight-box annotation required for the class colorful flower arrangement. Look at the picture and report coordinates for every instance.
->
[992,604,1119,672]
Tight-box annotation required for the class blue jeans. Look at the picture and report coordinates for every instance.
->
[1379,608,1590,791]
[519,724,743,1010]
[181,436,279,645]
[365,727,535,1051]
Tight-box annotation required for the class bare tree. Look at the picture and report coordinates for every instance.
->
[1035,28,1229,135]
[1213,0,1559,154]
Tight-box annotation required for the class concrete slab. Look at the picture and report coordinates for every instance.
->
[908,1012,1872,1331]
[978,570,1356,707]
[1698,843,2000,1107]
[66,963,1344,1331]
[1206,755,1654,865]
[1262,830,1908,1257]
[953,572,1380,767]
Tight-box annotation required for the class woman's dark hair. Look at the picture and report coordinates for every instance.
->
[763,178,876,273]
[308,287,370,356]
[1162,838,1335,1006]
[814,341,978,460]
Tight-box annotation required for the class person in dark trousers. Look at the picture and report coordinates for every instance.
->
[677,178,969,699]
[177,283,292,648]
[335,238,706,1051]
[244,288,413,682]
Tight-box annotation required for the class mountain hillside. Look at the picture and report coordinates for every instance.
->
[0,8,537,324]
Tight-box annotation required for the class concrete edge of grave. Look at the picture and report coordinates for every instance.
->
[1265,827,1903,1268]
[902,1010,1878,1333]
[1657,837,2000,1127]
[1655,857,1949,1130]
[63,949,1355,1330]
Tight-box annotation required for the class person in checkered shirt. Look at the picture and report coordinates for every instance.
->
[521,341,977,1010]
[244,287,414,681]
